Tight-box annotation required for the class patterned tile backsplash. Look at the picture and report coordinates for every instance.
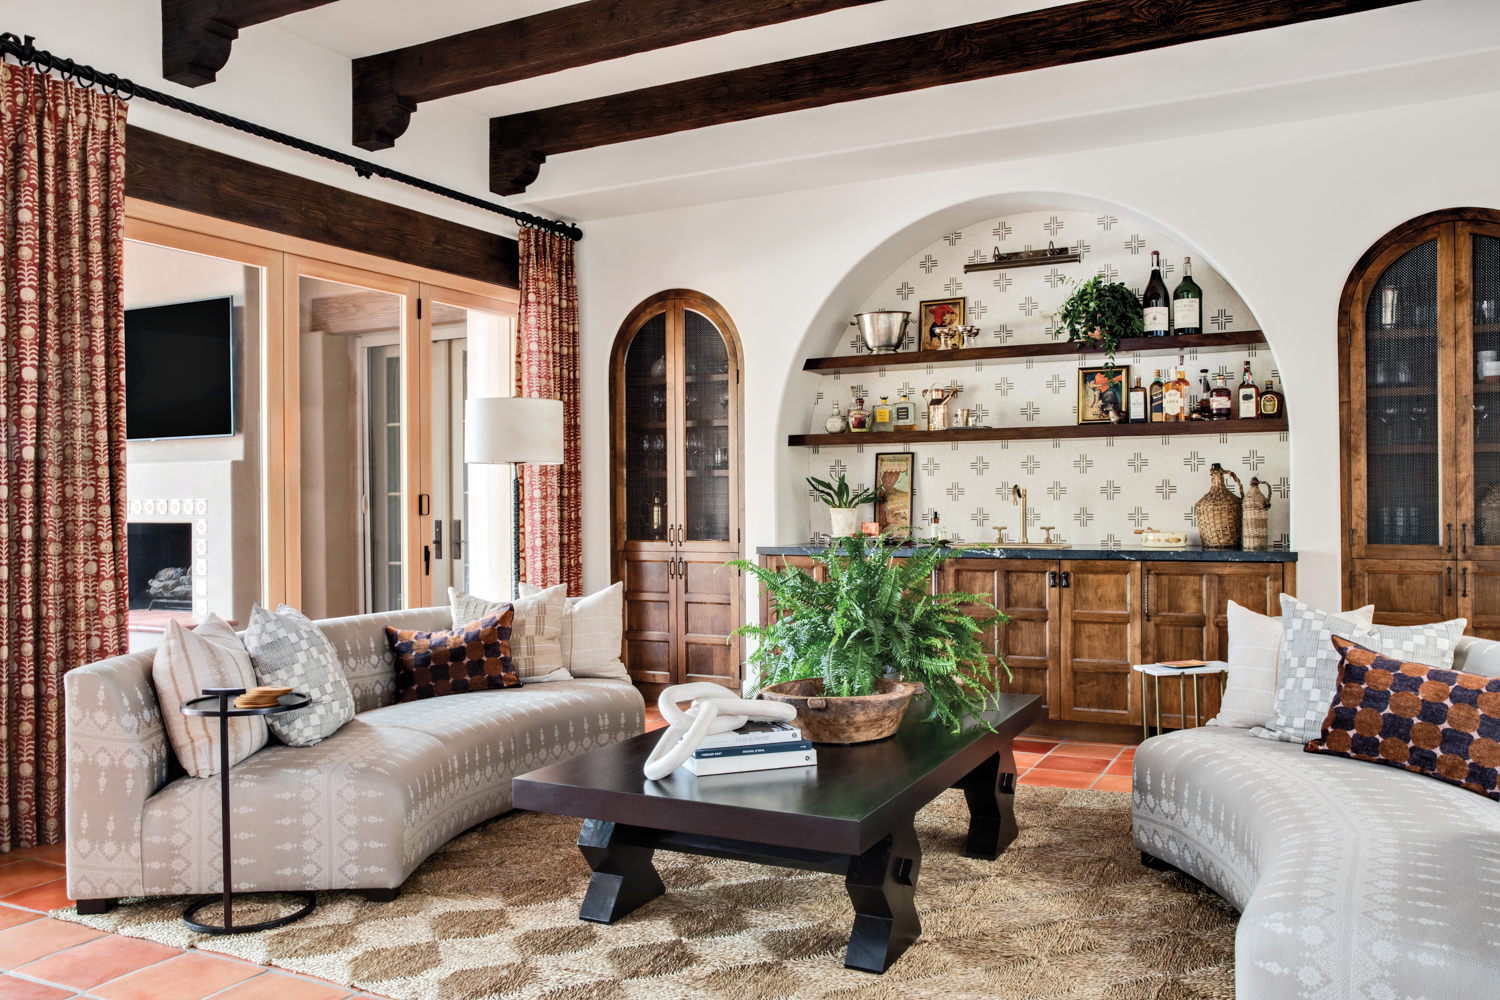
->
[802,210,1290,548]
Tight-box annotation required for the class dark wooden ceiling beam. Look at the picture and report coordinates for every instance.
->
[162,0,340,86]
[351,0,882,151]
[489,0,1420,195]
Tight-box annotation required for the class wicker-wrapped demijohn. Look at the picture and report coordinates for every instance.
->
[1242,477,1272,551]
[1195,463,1244,549]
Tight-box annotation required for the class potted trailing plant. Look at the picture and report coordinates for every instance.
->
[731,536,1010,743]
[807,473,881,538]
[1054,275,1145,369]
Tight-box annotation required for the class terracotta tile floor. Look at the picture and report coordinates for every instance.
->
[0,850,393,1000]
[1,719,1130,999]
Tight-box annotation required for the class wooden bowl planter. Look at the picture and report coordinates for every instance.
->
[759,678,919,744]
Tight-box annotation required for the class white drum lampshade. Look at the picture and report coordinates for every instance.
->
[465,397,564,465]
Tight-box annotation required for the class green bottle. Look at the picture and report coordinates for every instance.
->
[1172,256,1203,336]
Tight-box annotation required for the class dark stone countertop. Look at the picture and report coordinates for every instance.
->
[756,544,1296,562]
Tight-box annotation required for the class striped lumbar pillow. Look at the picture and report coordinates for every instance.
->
[152,613,267,778]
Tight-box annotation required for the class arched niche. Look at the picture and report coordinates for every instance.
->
[775,200,1288,549]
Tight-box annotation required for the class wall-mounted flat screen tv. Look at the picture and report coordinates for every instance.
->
[125,296,234,441]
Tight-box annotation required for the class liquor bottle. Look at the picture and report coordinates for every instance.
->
[824,399,847,434]
[1143,251,1171,336]
[848,391,870,432]
[1237,362,1260,418]
[1128,377,1147,423]
[1173,257,1203,336]
[1210,374,1232,420]
[1196,369,1212,419]
[1176,364,1193,419]
[1260,376,1284,418]
[1162,359,1186,421]
[872,395,894,432]
[893,392,916,430]
[1149,370,1165,422]
[932,510,946,541]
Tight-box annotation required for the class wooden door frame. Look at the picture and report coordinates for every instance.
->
[1339,208,1500,607]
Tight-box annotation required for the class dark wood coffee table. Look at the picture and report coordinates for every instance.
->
[512,692,1042,973]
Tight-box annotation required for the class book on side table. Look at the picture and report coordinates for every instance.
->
[684,722,817,775]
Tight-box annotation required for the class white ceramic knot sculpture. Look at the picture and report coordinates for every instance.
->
[643,682,798,780]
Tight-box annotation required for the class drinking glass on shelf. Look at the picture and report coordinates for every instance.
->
[1379,404,1400,446]
[651,431,666,470]
[640,433,652,469]
[651,387,666,421]
[685,384,699,420]
[1373,360,1388,386]
[713,427,728,469]
[685,428,701,470]
[1410,401,1432,445]
[1478,299,1499,325]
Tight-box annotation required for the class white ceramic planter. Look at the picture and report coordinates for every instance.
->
[829,507,860,537]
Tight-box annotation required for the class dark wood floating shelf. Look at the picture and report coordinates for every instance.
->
[802,330,1268,374]
[789,417,1289,447]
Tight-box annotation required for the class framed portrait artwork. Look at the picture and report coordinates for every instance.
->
[1077,365,1130,424]
[874,452,915,532]
[917,297,965,350]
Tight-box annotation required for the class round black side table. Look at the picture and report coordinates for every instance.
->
[179,687,317,935]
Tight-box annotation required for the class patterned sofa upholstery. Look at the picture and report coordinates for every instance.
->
[64,606,645,906]
[1132,634,1500,998]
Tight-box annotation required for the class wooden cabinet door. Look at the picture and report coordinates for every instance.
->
[678,549,741,690]
[943,558,1060,720]
[1459,561,1500,640]
[1349,558,1458,626]
[757,554,826,626]
[1455,222,1500,564]
[620,544,676,695]
[1058,561,1142,726]
[1143,561,1283,727]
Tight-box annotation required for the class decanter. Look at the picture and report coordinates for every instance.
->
[848,392,870,432]
[824,399,848,434]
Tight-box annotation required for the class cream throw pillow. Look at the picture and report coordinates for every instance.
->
[451,584,570,681]
[152,613,267,778]
[520,582,630,680]
[1208,601,1285,729]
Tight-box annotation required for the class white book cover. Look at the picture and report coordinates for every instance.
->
[684,747,818,776]
[696,721,803,750]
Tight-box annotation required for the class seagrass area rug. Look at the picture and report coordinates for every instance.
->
[56,786,1237,1000]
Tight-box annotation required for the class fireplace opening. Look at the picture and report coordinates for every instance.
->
[127,522,193,611]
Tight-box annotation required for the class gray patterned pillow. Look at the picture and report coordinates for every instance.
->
[1358,619,1467,670]
[244,604,356,747]
[1253,596,1375,744]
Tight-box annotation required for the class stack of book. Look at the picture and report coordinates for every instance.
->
[684,721,818,775]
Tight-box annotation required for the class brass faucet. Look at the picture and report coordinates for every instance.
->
[1012,485,1029,544]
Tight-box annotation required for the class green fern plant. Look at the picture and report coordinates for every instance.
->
[728,536,1011,733]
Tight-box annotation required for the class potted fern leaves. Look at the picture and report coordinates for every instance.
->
[731,536,1010,743]
[807,473,881,538]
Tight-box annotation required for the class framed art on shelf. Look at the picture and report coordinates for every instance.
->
[1077,365,1130,424]
[874,452,914,533]
[917,297,965,350]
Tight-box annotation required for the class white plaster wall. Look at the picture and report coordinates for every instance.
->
[578,88,1500,615]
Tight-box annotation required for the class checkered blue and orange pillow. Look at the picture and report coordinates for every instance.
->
[1307,635,1500,801]
[385,610,520,702]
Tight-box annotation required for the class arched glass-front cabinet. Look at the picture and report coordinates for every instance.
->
[1341,209,1500,635]
[611,290,744,697]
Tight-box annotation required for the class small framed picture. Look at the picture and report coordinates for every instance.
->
[874,452,915,532]
[1077,365,1130,424]
[917,297,965,350]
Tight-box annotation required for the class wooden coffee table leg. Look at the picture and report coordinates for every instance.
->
[955,745,1019,860]
[843,815,922,973]
[576,819,666,924]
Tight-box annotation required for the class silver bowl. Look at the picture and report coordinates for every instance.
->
[851,311,910,354]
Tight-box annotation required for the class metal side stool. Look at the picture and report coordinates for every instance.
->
[1132,662,1229,740]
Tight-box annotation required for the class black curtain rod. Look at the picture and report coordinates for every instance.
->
[0,33,583,243]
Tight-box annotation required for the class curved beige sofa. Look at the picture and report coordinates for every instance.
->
[64,606,644,909]
[1132,635,1500,998]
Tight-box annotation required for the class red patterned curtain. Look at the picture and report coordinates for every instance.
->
[0,63,129,851]
[515,228,581,595]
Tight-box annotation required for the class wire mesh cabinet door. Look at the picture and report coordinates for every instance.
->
[611,291,744,697]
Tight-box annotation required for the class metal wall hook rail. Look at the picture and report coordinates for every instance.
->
[0,32,583,243]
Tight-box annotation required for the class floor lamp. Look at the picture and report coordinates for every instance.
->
[464,397,564,599]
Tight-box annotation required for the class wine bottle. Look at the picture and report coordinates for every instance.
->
[1128,377,1147,423]
[1149,370,1165,422]
[1143,251,1171,336]
[1237,362,1260,418]
[1173,257,1203,336]
[1210,374,1232,420]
